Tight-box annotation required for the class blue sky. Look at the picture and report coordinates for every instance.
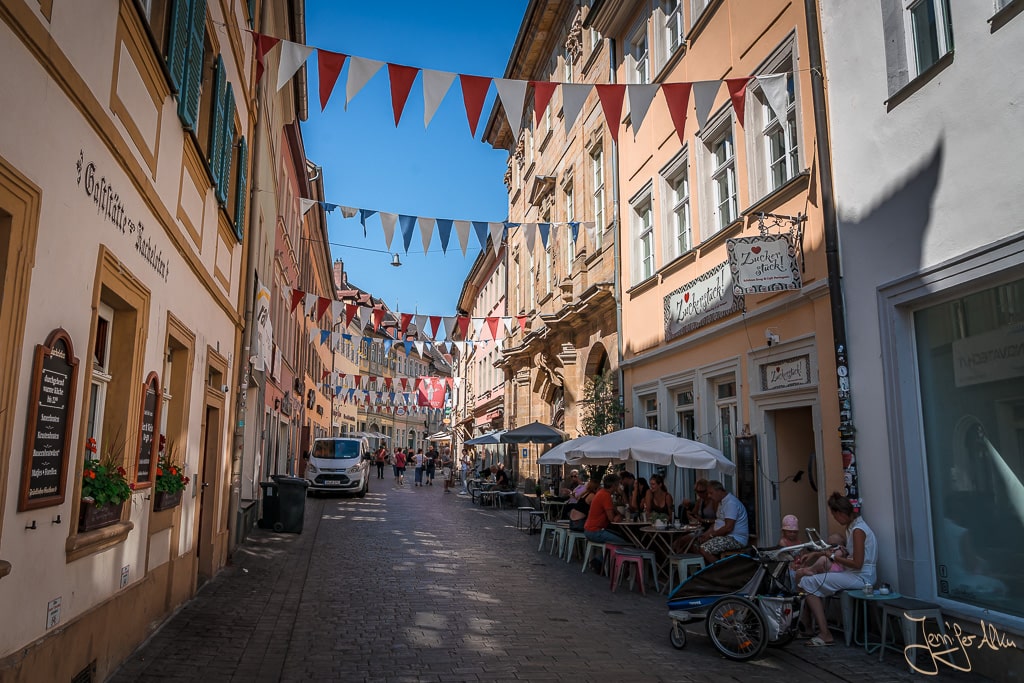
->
[300,1,528,316]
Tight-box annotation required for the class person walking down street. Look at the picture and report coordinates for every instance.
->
[395,448,407,486]
[425,445,438,486]
[440,449,453,494]
[460,453,471,493]
[375,446,387,479]
[413,448,425,487]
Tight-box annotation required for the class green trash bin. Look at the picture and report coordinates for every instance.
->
[271,474,309,533]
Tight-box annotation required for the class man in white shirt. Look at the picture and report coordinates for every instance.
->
[698,480,749,563]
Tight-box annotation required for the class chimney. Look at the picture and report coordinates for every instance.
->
[333,258,346,292]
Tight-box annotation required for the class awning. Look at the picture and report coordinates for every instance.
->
[427,431,451,442]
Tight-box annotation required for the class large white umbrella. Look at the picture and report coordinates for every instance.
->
[537,435,597,465]
[564,426,736,474]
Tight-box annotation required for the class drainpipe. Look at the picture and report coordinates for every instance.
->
[608,37,625,429]
[804,0,860,505]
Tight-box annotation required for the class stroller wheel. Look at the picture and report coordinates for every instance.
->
[705,597,768,661]
[669,623,688,649]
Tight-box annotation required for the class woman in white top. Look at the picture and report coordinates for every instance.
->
[799,492,877,646]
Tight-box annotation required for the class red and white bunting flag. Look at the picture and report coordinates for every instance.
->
[400,377,408,391]
[358,305,372,329]
[562,83,592,134]
[331,300,345,323]
[521,222,535,254]
[627,84,660,139]
[346,56,384,109]
[757,74,789,126]
[516,315,528,334]
[423,69,456,128]
[503,317,515,336]
[662,82,692,143]
[454,220,471,256]
[387,63,420,126]
[692,80,721,132]
[315,296,331,322]
[345,304,358,327]
[372,308,385,331]
[308,327,318,344]
[495,78,529,140]
[486,317,500,340]
[380,212,397,251]
[290,288,305,312]
[488,222,505,257]
[383,377,393,390]
[725,77,751,126]
[456,316,471,340]
[303,292,317,315]
[429,316,442,340]
[317,49,347,111]
[472,317,485,339]
[250,32,281,84]
[595,84,626,143]
[414,340,425,357]
[459,74,492,137]
[414,315,428,337]
[400,313,413,335]
[443,316,458,341]
[530,81,558,126]
[277,40,315,92]
[419,217,434,255]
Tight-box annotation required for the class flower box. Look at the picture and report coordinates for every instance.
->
[153,490,182,512]
[78,499,124,532]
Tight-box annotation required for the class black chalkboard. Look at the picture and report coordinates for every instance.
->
[735,436,758,534]
[136,372,160,485]
[19,330,78,511]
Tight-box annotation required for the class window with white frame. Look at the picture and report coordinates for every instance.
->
[663,0,684,57]
[545,237,553,295]
[642,395,659,430]
[563,46,573,83]
[564,182,575,272]
[661,150,692,259]
[514,255,522,314]
[691,0,711,26]
[86,302,115,459]
[528,250,535,307]
[591,146,605,246]
[628,22,650,84]
[702,114,738,236]
[905,0,953,76]
[675,386,695,439]
[632,193,655,283]
[714,378,737,488]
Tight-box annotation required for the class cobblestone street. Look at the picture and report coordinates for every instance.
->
[112,482,990,682]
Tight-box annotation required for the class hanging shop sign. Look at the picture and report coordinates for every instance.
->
[135,372,161,486]
[726,234,801,294]
[664,261,741,340]
[18,329,79,511]
[760,355,812,391]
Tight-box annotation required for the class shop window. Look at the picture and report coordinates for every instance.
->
[913,278,1024,618]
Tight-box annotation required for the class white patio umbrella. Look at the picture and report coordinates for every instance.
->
[564,426,736,474]
[537,435,597,465]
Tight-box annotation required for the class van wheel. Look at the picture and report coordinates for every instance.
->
[356,482,368,498]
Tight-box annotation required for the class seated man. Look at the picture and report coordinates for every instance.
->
[560,469,585,502]
[697,481,748,563]
[583,473,628,572]
[494,463,511,490]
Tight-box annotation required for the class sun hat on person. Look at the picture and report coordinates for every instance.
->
[782,514,799,531]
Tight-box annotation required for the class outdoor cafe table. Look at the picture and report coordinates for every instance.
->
[541,499,568,521]
[640,524,703,589]
[611,520,652,549]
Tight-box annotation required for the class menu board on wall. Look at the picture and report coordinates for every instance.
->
[135,372,160,485]
[19,330,79,511]
[735,436,758,535]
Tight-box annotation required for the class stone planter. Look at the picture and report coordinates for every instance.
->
[153,490,182,512]
[78,499,124,532]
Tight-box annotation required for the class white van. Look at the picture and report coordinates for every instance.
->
[304,436,370,497]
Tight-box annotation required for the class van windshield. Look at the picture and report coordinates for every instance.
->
[311,440,361,460]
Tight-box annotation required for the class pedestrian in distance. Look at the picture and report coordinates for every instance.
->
[425,445,438,485]
[440,448,453,493]
[375,446,387,479]
[413,448,425,486]
[395,448,407,486]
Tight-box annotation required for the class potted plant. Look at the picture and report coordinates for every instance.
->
[153,435,189,511]
[80,436,132,531]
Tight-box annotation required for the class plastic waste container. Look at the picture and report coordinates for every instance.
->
[271,474,310,533]
[258,480,281,531]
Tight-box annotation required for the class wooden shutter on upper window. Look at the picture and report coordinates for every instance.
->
[233,136,248,240]
[216,85,236,205]
[177,0,207,130]
[208,54,226,178]
[167,0,191,93]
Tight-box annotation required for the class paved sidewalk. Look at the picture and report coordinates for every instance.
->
[111,482,992,682]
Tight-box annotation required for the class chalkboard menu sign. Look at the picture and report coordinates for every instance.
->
[735,436,759,534]
[18,329,79,511]
[135,372,161,486]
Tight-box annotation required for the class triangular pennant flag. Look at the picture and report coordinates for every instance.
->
[459,74,492,137]
[443,316,458,341]
[692,80,721,132]
[383,339,393,356]
[488,222,505,256]
[323,203,338,213]
[436,218,453,254]
[418,217,435,255]
[331,300,344,322]
[399,313,413,335]
[303,291,316,315]
[595,84,626,143]
[757,74,789,126]
[355,375,362,389]
[626,84,660,139]
[346,56,385,109]
[290,288,305,312]
[404,342,414,356]
[530,81,558,126]
[524,222,537,253]
[516,315,528,334]
[251,32,281,84]
[387,63,420,126]
[472,221,489,251]
[569,221,580,243]
[472,317,485,339]
[317,49,347,111]
[299,198,318,215]
[359,209,377,237]
[486,317,500,340]
[379,212,397,251]
[277,40,314,92]
[414,340,425,357]
[503,317,515,335]
[400,377,408,391]
[494,78,529,140]
[429,315,442,339]
[345,304,357,327]
[315,296,331,322]
[456,316,471,340]
[538,222,551,249]
[422,69,456,128]
[372,308,386,331]
[725,77,751,126]
[340,205,358,218]
[456,222,471,255]
[561,83,592,134]
[320,330,330,346]
[399,214,417,253]
[309,327,319,344]
[358,305,372,329]
[662,82,693,143]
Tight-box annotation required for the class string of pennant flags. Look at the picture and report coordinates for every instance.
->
[250,31,795,145]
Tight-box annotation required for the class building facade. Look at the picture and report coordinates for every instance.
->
[589,0,843,544]
[820,0,1024,646]
[0,0,254,678]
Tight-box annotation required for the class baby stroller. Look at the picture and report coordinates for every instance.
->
[666,530,830,661]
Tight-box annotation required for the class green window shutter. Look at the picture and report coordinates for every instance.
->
[167,0,190,92]
[177,0,207,130]
[247,0,256,28]
[216,85,235,205]
[233,137,248,241]
[208,55,226,179]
